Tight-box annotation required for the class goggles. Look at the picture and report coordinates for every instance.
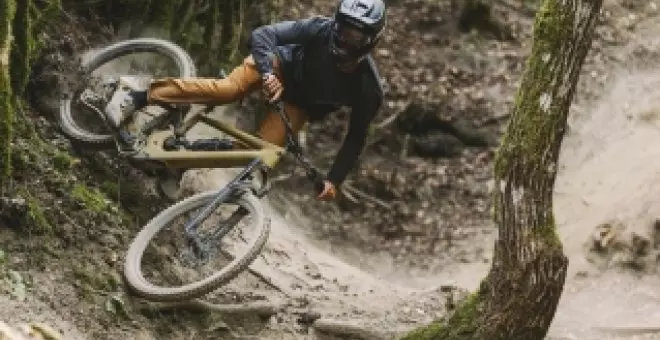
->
[331,21,374,61]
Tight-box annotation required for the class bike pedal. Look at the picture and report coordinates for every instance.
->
[101,77,118,93]
[119,129,136,143]
[117,129,138,152]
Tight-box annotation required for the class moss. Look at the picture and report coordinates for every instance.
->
[72,265,118,291]
[100,179,141,208]
[52,151,77,171]
[10,0,33,95]
[536,216,562,249]
[493,0,570,177]
[25,195,51,234]
[71,183,108,212]
[0,0,15,46]
[32,0,62,35]
[14,188,51,234]
[0,0,16,187]
[100,181,119,200]
[10,143,31,173]
[72,263,119,301]
[0,75,14,183]
[401,292,481,340]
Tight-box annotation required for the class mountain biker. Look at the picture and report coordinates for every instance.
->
[105,0,386,201]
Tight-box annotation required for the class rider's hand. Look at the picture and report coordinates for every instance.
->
[262,73,284,103]
[316,180,337,201]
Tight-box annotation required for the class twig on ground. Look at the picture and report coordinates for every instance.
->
[389,133,410,186]
[341,183,391,209]
[373,101,411,130]
[340,185,360,203]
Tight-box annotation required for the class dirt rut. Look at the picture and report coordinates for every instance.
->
[548,26,660,339]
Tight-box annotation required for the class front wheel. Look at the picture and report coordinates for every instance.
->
[123,190,270,302]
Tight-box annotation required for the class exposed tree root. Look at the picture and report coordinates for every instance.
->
[311,318,398,340]
[594,326,660,336]
[135,298,281,317]
[216,247,302,299]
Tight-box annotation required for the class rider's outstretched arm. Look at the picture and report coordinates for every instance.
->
[247,16,328,75]
[326,92,382,187]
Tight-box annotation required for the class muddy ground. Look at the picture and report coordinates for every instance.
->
[3,0,660,339]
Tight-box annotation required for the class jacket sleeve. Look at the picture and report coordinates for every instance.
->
[326,93,382,186]
[247,16,327,75]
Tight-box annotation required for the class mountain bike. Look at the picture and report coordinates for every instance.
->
[58,38,325,302]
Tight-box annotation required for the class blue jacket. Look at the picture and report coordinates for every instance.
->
[248,16,384,186]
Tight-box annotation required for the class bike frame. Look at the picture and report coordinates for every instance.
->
[159,101,316,242]
[130,104,286,170]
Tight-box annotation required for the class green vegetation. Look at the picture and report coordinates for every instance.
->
[25,195,51,233]
[71,183,109,212]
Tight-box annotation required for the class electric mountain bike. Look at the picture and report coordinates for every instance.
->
[58,38,324,302]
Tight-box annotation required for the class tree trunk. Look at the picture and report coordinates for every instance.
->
[0,0,16,187]
[10,0,32,96]
[401,0,603,339]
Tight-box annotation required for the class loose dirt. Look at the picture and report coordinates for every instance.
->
[169,106,458,339]
[548,14,660,340]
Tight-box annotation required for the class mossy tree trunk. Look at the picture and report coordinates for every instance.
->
[402,0,603,339]
[0,0,16,188]
[0,0,57,189]
[10,0,33,96]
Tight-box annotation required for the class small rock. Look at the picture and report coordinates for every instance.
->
[575,271,589,278]
[631,232,650,256]
[376,48,391,57]
[439,285,455,293]
[296,310,321,324]
[411,131,464,158]
[652,219,660,247]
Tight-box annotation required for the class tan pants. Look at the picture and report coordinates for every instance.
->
[147,56,306,147]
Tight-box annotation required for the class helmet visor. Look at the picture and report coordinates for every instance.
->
[331,21,373,60]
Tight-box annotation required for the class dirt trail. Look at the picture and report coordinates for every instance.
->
[547,20,660,339]
[179,107,454,338]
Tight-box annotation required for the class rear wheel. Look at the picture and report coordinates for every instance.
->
[58,38,197,147]
[123,190,270,302]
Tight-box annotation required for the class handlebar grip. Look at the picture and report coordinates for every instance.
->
[306,167,326,195]
[313,178,325,195]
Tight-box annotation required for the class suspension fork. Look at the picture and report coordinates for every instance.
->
[183,158,267,241]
